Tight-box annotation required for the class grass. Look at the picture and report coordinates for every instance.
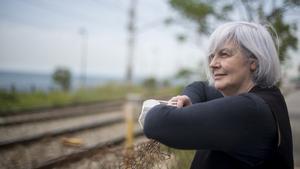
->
[170,149,195,169]
[160,144,195,169]
[0,83,182,115]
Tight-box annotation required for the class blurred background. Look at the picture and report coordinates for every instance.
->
[0,0,300,169]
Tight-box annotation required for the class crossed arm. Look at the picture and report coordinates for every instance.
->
[143,82,276,154]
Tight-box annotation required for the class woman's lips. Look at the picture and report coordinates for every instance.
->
[213,73,227,80]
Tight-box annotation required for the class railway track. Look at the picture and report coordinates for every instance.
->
[0,99,126,117]
[0,99,147,169]
[0,96,173,169]
[0,100,125,126]
[35,130,145,169]
[0,120,144,169]
[0,112,124,147]
[0,95,171,126]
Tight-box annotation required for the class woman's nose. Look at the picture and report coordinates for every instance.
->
[209,56,220,69]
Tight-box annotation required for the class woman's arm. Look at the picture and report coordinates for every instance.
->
[144,93,276,153]
[181,81,223,103]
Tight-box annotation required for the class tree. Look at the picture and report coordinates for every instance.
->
[175,68,193,84]
[52,67,72,91]
[168,0,299,62]
[162,79,171,87]
[143,77,157,89]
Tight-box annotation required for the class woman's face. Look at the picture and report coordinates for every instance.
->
[209,42,255,96]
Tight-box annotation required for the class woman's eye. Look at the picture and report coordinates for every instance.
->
[220,52,229,57]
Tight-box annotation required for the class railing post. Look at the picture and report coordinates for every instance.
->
[123,93,141,168]
[124,93,140,148]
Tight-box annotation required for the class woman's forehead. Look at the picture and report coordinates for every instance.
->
[211,40,239,53]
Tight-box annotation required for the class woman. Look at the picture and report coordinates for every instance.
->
[143,22,293,169]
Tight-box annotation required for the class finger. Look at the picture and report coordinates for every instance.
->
[177,96,191,107]
[177,99,183,108]
[182,95,192,106]
[167,101,175,106]
[169,101,178,106]
[177,96,187,108]
[168,96,178,106]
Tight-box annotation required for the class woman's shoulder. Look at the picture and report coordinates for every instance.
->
[207,92,272,118]
[248,85,287,110]
[233,92,274,119]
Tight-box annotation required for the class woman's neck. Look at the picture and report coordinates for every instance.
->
[222,82,255,96]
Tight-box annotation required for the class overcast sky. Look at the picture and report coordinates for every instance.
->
[0,0,299,80]
[0,0,205,80]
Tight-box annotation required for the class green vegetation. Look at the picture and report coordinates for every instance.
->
[175,68,194,84]
[171,149,195,169]
[161,144,195,168]
[168,0,299,63]
[142,77,158,90]
[0,83,182,115]
[52,67,72,91]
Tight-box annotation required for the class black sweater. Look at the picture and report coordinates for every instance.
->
[143,81,293,168]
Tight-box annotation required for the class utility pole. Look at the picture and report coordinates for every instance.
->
[125,0,137,85]
[79,27,88,88]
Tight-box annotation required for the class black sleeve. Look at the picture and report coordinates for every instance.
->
[143,93,276,158]
[181,81,223,103]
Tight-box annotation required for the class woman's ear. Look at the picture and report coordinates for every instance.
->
[250,60,257,72]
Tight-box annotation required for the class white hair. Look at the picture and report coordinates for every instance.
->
[205,21,281,87]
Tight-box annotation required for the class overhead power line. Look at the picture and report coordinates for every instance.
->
[125,0,137,85]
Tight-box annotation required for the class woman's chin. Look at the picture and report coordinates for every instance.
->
[214,82,226,91]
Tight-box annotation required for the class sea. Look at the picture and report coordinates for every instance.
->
[0,71,124,92]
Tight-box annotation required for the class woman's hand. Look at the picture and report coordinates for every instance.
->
[167,95,192,108]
